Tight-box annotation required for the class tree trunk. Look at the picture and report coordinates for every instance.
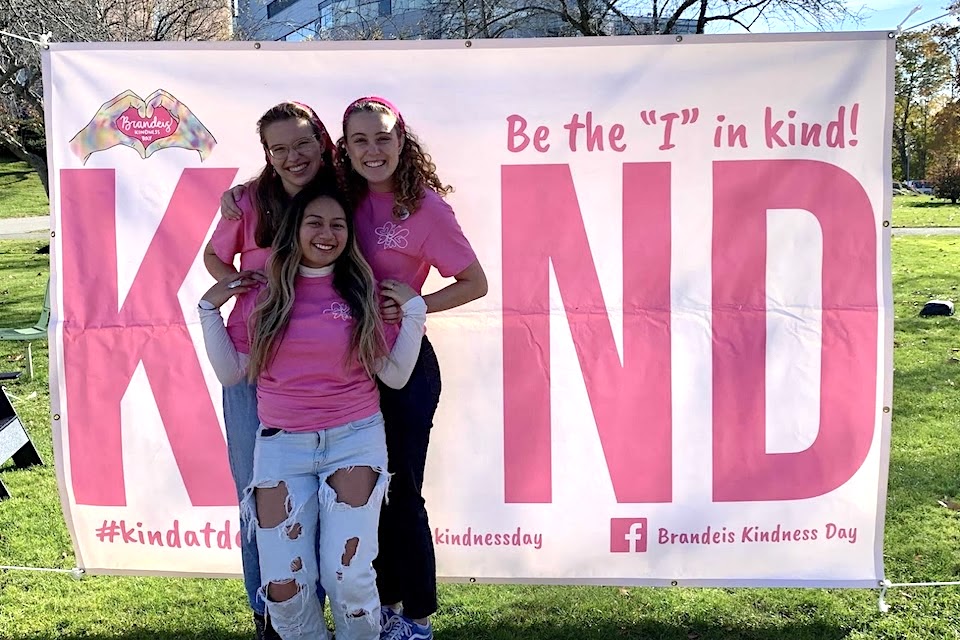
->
[897,134,909,181]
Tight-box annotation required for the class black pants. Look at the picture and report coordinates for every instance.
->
[374,336,441,619]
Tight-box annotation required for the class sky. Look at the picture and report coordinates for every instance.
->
[852,1,955,31]
[740,0,958,34]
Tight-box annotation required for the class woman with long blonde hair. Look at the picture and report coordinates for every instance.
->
[203,101,338,640]
[200,182,427,640]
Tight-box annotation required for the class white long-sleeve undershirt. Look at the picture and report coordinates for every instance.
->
[200,265,427,389]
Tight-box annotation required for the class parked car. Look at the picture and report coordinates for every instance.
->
[906,180,934,195]
[892,181,912,195]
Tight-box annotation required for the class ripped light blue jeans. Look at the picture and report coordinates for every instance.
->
[242,411,389,640]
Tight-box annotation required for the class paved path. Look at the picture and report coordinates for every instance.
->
[1,215,960,241]
[890,227,960,236]
[0,216,50,240]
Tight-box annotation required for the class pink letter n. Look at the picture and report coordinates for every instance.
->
[501,163,672,504]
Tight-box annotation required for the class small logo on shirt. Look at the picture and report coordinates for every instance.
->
[375,222,410,250]
[322,302,352,321]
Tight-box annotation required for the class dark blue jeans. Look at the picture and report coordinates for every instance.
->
[374,336,442,620]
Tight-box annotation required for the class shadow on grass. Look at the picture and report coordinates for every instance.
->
[11,633,252,640]
[900,200,959,209]
[444,620,854,640]
[0,168,33,180]
[13,620,856,640]
[885,447,960,505]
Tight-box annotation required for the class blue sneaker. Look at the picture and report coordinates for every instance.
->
[380,605,403,634]
[381,614,432,640]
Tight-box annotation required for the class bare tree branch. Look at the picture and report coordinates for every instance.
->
[0,0,234,197]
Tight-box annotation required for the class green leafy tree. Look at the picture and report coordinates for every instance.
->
[895,29,950,180]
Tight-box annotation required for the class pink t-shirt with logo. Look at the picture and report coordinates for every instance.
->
[208,191,270,355]
[354,189,477,346]
[252,274,380,432]
[354,189,478,292]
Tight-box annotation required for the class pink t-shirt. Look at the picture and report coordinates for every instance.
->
[354,189,477,292]
[354,189,477,346]
[253,274,380,432]
[209,191,270,354]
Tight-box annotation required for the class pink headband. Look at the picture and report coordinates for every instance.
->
[342,96,405,136]
[291,100,335,154]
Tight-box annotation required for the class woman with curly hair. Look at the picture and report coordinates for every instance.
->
[200,183,428,640]
[337,96,487,640]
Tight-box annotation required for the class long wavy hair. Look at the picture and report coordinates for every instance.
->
[246,183,386,381]
[336,99,452,219]
[250,102,339,248]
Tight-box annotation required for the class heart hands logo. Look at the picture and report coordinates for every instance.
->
[69,89,217,164]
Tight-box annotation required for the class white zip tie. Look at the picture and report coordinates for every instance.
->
[0,565,84,578]
[0,29,53,47]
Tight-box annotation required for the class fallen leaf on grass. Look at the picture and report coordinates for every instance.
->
[618,588,630,596]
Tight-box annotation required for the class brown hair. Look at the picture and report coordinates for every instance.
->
[337,99,452,219]
[250,102,338,248]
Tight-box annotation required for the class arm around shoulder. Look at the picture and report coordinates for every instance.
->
[203,241,239,282]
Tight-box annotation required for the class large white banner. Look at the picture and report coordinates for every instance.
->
[43,33,893,586]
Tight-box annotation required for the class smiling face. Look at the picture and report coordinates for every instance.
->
[344,110,403,193]
[299,196,349,269]
[262,117,322,196]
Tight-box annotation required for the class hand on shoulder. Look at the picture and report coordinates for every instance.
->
[201,270,266,308]
[219,183,249,221]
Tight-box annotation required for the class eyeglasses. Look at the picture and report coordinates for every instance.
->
[267,134,320,160]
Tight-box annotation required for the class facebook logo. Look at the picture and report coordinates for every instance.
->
[610,518,648,553]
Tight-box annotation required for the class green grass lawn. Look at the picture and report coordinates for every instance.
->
[1,237,960,639]
[892,194,960,228]
[0,157,48,220]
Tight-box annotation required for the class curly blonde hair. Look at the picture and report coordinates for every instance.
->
[337,99,452,219]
